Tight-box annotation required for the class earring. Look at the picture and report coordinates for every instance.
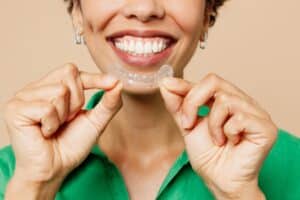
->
[199,32,208,50]
[74,29,85,45]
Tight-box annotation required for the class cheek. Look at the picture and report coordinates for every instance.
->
[166,0,205,36]
[80,0,123,33]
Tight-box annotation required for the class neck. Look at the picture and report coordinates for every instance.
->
[99,90,184,157]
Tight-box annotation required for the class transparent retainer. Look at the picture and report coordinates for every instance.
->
[107,64,174,88]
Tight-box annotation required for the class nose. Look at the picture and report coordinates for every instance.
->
[121,0,165,22]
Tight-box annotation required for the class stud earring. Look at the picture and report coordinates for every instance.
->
[74,29,85,45]
[199,32,208,50]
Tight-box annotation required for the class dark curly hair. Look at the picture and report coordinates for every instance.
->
[64,0,228,27]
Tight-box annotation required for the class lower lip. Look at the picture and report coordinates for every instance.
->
[108,41,175,69]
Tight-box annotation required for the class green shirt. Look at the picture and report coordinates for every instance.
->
[1,90,300,199]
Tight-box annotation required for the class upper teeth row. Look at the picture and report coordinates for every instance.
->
[114,37,168,55]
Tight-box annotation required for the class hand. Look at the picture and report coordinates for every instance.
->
[4,63,123,195]
[159,73,277,199]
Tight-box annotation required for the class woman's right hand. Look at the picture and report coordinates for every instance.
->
[4,63,123,198]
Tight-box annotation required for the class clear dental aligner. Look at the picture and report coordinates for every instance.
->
[108,64,174,88]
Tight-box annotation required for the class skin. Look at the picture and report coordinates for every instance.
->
[4,0,277,200]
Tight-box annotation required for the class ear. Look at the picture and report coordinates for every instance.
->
[71,1,84,34]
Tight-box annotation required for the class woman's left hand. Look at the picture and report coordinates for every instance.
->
[159,73,278,200]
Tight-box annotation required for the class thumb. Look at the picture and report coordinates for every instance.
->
[54,81,123,167]
[159,77,193,133]
[84,81,123,134]
[49,82,123,170]
[159,77,193,114]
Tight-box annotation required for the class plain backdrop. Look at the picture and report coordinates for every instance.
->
[1,1,300,148]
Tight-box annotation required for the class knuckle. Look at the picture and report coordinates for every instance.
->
[205,73,221,86]
[224,124,238,136]
[240,99,249,109]
[215,91,230,103]
[56,84,70,98]
[63,63,79,77]
[235,112,246,122]
[223,122,232,135]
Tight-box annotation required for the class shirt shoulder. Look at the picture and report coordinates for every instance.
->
[259,128,300,199]
[0,145,16,199]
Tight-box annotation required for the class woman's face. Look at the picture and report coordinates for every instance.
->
[73,0,208,94]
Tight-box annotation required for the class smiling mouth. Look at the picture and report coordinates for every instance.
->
[106,30,177,68]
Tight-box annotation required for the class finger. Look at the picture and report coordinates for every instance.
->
[66,71,120,121]
[25,64,85,121]
[160,77,194,96]
[31,64,118,91]
[15,83,71,124]
[159,85,184,130]
[52,81,123,165]
[84,81,123,133]
[159,84,183,114]
[79,72,119,90]
[208,91,269,146]
[22,63,121,124]
[6,99,61,138]
[223,111,277,146]
[159,77,193,129]
[63,67,85,121]
[181,73,258,130]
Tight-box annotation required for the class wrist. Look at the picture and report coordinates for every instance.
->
[209,180,265,200]
[5,173,64,200]
[215,189,265,200]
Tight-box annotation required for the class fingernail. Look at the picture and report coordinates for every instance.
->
[197,105,210,117]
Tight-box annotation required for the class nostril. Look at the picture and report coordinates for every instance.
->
[121,2,165,22]
[126,13,161,23]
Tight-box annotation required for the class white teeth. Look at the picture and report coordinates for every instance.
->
[113,36,170,55]
[123,40,128,51]
[152,42,159,53]
[136,41,143,54]
[158,40,163,51]
[115,42,121,49]
[128,40,135,52]
[144,41,152,54]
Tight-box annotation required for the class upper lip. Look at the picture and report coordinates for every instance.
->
[106,29,178,41]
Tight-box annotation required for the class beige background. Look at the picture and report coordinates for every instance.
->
[1,1,299,148]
